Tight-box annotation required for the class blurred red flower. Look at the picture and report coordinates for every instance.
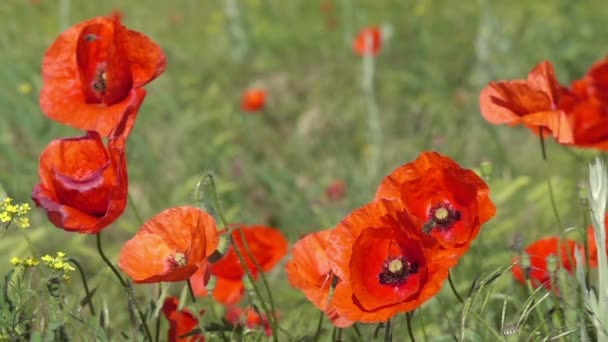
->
[325,180,346,202]
[285,229,353,328]
[162,297,205,342]
[352,26,382,56]
[560,57,608,150]
[479,61,573,143]
[375,151,496,267]
[326,199,449,322]
[39,12,166,136]
[241,89,266,112]
[586,215,608,268]
[118,206,219,283]
[225,307,272,337]
[31,131,128,233]
[511,237,580,290]
[190,225,288,305]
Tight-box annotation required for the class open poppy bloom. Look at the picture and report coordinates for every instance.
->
[511,237,580,290]
[326,199,449,322]
[40,12,166,136]
[162,297,205,342]
[118,206,219,283]
[241,89,266,112]
[559,58,608,150]
[375,151,496,267]
[352,26,382,56]
[190,225,288,305]
[225,307,272,337]
[479,61,573,143]
[285,229,353,328]
[31,131,127,234]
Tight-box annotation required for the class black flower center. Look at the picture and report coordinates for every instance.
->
[378,256,418,286]
[423,202,461,233]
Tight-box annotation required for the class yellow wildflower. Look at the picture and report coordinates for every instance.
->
[10,257,20,266]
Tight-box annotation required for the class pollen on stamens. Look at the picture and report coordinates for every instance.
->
[170,252,187,267]
[388,259,403,274]
[434,207,449,220]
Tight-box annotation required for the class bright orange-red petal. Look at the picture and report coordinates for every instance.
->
[162,297,204,342]
[118,206,219,283]
[352,26,382,56]
[241,89,266,112]
[211,276,247,305]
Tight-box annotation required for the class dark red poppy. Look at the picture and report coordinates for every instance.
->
[39,12,166,136]
[511,237,580,290]
[162,297,205,342]
[325,180,346,202]
[241,89,266,112]
[326,199,448,322]
[190,225,288,305]
[118,206,219,283]
[375,151,496,267]
[559,57,608,150]
[225,307,272,337]
[352,27,382,56]
[285,229,353,328]
[31,131,127,234]
[479,61,573,143]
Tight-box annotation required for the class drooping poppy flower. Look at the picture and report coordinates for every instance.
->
[352,26,382,56]
[326,199,449,323]
[325,180,346,202]
[162,296,205,342]
[225,307,272,337]
[559,57,608,150]
[285,229,353,328]
[190,225,288,305]
[31,131,127,234]
[375,151,496,266]
[479,60,573,143]
[511,237,580,290]
[586,213,608,268]
[118,206,219,283]
[40,12,166,136]
[241,89,266,112]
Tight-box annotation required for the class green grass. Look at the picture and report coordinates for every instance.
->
[1,0,607,340]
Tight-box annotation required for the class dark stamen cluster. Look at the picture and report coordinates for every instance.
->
[423,202,461,233]
[378,256,418,286]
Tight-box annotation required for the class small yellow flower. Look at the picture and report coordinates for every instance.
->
[17,217,29,229]
[0,212,10,223]
[10,257,20,266]
[23,257,38,267]
[56,251,66,258]
[5,205,17,214]
[41,255,52,263]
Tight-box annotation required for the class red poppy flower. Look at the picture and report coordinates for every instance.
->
[285,229,353,328]
[39,12,166,136]
[375,151,496,266]
[31,131,127,234]
[511,237,580,290]
[225,307,272,337]
[118,206,219,283]
[352,26,382,56]
[162,297,205,342]
[586,214,608,268]
[559,58,608,150]
[326,199,448,322]
[479,61,573,143]
[325,180,346,202]
[241,89,266,112]
[190,225,288,305]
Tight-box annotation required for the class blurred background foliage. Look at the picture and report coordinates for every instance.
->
[0,0,607,339]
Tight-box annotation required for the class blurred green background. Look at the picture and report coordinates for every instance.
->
[1,0,606,340]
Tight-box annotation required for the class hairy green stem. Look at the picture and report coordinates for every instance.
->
[448,271,464,303]
[204,173,278,341]
[96,233,152,341]
[67,257,95,316]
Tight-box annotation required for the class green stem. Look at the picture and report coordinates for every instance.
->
[67,258,95,316]
[313,309,324,342]
[187,279,196,303]
[406,311,416,342]
[155,283,162,342]
[448,271,464,303]
[547,179,563,232]
[525,279,550,337]
[204,173,278,341]
[384,318,392,342]
[96,232,152,341]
